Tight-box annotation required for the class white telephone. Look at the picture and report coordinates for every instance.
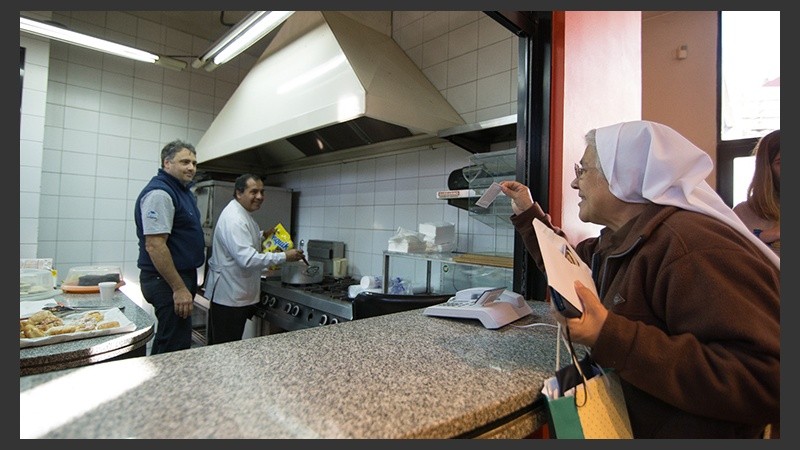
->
[423,287,532,329]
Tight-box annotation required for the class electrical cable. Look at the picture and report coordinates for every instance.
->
[219,11,236,27]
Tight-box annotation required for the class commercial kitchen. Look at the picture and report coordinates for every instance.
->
[20,11,732,438]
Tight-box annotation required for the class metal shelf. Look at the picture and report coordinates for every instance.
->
[438,114,517,153]
[466,148,516,230]
[383,251,512,294]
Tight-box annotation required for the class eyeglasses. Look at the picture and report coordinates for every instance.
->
[574,163,590,179]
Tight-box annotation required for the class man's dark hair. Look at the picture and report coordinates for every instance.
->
[160,139,196,168]
[234,173,263,197]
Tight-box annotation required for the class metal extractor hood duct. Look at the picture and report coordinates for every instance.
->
[196,11,466,175]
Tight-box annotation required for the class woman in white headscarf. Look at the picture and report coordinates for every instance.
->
[500,120,779,438]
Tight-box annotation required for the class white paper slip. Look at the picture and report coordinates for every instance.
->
[475,182,503,208]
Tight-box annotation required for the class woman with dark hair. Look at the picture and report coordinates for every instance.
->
[733,129,780,257]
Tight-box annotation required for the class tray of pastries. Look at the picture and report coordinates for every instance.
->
[20,308,135,348]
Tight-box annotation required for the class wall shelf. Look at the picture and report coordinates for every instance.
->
[464,148,516,229]
[383,251,512,294]
[438,114,517,153]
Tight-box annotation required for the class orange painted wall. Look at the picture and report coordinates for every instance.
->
[549,11,642,244]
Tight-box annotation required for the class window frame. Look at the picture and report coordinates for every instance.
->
[716,137,758,207]
[714,11,778,207]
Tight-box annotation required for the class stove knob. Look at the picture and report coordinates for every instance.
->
[318,315,329,326]
[290,305,301,316]
[283,303,292,314]
[329,318,339,325]
[267,297,278,308]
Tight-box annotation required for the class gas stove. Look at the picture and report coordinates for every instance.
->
[257,275,358,332]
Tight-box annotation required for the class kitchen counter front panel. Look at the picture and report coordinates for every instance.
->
[20,301,567,439]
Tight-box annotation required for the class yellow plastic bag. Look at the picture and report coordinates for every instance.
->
[263,223,294,253]
[263,223,294,271]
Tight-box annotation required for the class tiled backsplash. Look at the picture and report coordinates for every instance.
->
[21,11,520,288]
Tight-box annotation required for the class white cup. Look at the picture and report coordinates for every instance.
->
[98,281,117,301]
[360,275,382,289]
[332,258,348,278]
[347,284,364,299]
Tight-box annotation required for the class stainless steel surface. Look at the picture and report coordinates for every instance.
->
[298,239,309,265]
[437,114,517,153]
[260,240,350,332]
[195,11,464,176]
[306,240,345,276]
[258,276,356,332]
[281,261,323,285]
[194,180,293,247]
[306,240,345,259]
[191,294,210,346]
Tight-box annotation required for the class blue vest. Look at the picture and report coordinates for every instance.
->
[135,169,205,272]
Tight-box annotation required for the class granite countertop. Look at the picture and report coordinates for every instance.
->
[20,301,570,439]
[20,291,155,376]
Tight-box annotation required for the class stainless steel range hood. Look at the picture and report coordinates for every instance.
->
[196,11,466,175]
[438,114,517,153]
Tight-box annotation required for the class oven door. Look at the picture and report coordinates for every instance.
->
[191,293,210,346]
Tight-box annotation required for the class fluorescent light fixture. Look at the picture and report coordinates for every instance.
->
[193,11,294,72]
[20,16,157,63]
[154,56,189,71]
[19,16,187,71]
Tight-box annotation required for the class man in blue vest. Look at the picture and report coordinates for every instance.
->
[135,140,205,354]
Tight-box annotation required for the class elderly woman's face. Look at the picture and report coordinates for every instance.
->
[571,145,618,227]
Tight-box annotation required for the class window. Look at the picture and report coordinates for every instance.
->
[716,11,780,206]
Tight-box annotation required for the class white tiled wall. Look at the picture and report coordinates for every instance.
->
[275,11,518,282]
[20,13,52,261]
[20,11,519,298]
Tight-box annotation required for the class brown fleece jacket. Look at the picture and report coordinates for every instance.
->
[512,203,780,438]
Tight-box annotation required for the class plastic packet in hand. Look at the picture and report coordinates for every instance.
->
[263,223,294,270]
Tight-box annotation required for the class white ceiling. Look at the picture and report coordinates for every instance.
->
[127,11,665,64]
[126,11,251,43]
[125,11,272,59]
[123,11,391,61]
[132,10,667,43]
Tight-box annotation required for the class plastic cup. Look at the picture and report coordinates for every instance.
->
[98,281,117,301]
[360,275,382,289]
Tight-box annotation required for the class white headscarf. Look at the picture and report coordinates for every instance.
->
[595,120,780,269]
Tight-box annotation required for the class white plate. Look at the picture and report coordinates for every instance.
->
[20,299,61,319]
[20,289,62,302]
[20,307,135,348]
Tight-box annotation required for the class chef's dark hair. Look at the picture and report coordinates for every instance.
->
[234,173,264,197]
[160,139,196,168]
